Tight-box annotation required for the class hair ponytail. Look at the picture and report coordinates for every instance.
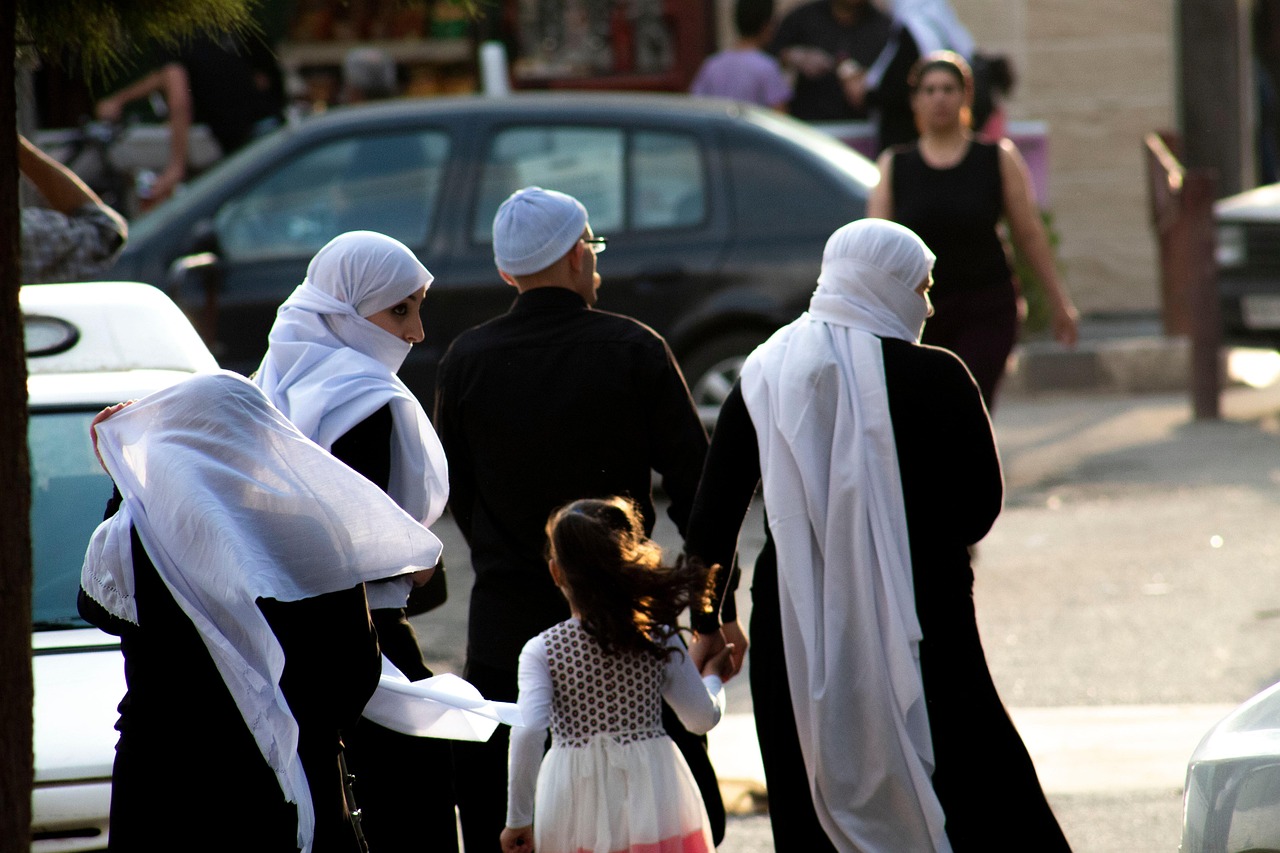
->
[546,497,715,660]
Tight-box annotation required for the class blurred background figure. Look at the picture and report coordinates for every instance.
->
[690,0,791,110]
[96,31,285,209]
[868,52,1078,411]
[19,133,127,284]
[767,0,914,153]
[342,47,400,104]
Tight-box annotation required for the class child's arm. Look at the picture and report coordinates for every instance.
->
[660,634,728,735]
[506,637,552,841]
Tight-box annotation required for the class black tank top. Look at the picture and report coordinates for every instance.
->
[890,140,1011,298]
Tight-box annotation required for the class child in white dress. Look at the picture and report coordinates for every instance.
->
[501,497,734,853]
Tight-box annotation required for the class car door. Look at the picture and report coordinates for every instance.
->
[441,115,730,362]
[202,125,454,398]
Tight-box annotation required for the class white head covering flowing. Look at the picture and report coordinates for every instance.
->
[865,0,975,89]
[81,371,444,853]
[252,231,449,608]
[740,219,950,852]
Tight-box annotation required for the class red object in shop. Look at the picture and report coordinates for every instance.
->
[512,0,715,93]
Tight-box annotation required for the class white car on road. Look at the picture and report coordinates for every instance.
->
[24,282,216,851]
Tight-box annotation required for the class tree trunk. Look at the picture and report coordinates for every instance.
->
[0,3,35,850]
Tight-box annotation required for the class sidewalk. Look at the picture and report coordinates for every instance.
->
[1003,314,1193,396]
[707,702,1235,809]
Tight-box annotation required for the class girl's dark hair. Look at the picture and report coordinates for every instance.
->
[546,496,715,661]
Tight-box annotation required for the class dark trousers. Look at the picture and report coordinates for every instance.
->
[453,658,726,852]
[343,718,458,851]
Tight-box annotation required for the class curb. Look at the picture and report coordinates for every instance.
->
[1003,333,1191,396]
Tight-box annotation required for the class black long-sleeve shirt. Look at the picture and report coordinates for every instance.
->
[685,337,1003,634]
[434,286,709,670]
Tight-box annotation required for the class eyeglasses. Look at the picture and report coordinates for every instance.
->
[582,236,608,254]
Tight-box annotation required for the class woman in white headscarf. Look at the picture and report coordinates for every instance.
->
[684,219,1069,851]
[79,372,444,853]
[253,230,457,850]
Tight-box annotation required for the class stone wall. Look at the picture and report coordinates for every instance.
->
[733,0,1178,315]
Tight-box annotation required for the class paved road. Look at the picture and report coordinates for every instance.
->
[413,379,1280,851]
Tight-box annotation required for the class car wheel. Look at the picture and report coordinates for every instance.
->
[681,330,770,431]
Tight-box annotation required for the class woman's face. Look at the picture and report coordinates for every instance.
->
[912,67,968,132]
[365,284,427,344]
[915,273,935,317]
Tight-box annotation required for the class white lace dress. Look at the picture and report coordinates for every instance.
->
[507,619,726,853]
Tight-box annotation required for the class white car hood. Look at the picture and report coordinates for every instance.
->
[1215,183,1280,222]
[32,628,124,784]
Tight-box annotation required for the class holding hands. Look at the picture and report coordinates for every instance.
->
[690,619,749,682]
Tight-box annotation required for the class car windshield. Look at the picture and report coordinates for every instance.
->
[30,409,115,630]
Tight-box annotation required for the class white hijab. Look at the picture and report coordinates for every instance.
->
[740,219,950,851]
[81,371,444,853]
[253,231,449,608]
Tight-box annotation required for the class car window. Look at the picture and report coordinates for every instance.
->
[472,126,626,240]
[29,410,114,629]
[215,129,449,262]
[631,131,705,230]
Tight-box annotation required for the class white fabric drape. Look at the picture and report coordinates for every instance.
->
[893,0,975,59]
[253,231,449,610]
[81,371,444,853]
[866,0,975,90]
[740,219,951,852]
[253,231,447,514]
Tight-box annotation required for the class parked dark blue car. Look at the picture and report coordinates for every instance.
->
[109,93,877,424]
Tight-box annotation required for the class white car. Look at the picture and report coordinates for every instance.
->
[24,282,216,851]
[1180,680,1280,852]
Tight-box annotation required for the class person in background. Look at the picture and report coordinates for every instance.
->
[685,218,1070,852]
[864,0,974,149]
[435,186,725,852]
[253,231,457,851]
[501,497,733,853]
[341,47,399,104]
[96,31,284,208]
[18,133,126,283]
[768,0,915,152]
[868,51,1078,410]
[690,0,792,110]
[79,372,443,853]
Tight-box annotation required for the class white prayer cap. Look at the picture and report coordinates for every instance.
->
[492,186,588,276]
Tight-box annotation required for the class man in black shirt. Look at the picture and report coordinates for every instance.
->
[435,187,721,851]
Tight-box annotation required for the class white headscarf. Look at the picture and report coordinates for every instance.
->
[253,231,449,607]
[740,219,950,852]
[81,371,444,853]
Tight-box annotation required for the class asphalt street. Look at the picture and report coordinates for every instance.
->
[412,376,1280,852]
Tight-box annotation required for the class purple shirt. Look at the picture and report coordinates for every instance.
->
[690,48,792,108]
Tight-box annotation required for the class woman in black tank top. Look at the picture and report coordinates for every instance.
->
[868,51,1078,408]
